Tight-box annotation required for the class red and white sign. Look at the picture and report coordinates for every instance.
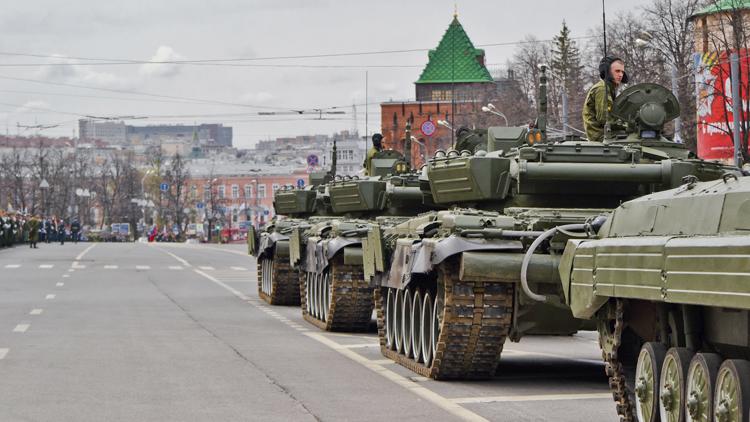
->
[695,50,750,161]
[421,120,436,137]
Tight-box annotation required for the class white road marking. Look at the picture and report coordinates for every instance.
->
[198,266,215,271]
[231,266,248,271]
[72,264,86,269]
[369,359,396,365]
[103,265,118,269]
[39,264,53,269]
[62,275,70,278]
[153,247,192,267]
[56,282,64,287]
[304,331,488,422]
[0,348,7,359]
[168,266,183,270]
[4,264,20,269]
[67,269,74,272]
[450,393,613,404]
[193,269,250,301]
[75,243,97,261]
[45,294,55,300]
[29,309,43,315]
[341,343,378,349]
[136,265,150,270]
[13,324,29,333]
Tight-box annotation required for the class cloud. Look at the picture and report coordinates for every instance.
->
[34,55,129,89]
[139,46,184,78]
[14,100,51,114]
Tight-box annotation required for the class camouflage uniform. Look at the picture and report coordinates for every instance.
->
[363,147,380,176]
[582,79,618,142]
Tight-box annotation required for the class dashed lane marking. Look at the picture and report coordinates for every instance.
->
[13,324,29,333]
[62,275,70,278]
[29,309,43,315]
[67,269,74,272]
[4,264,20,269]
[72,262,86,269]
[450,393,613,404]
[168,266,183,270]
[103,265,118,269]
[231,266,248,271]
[45,294,55,300]
[39,264,54,269]
[198,266,215,271]
[0,349,7,360]
[136,265,150,270]
[56,282,64,287]
[75,243,97,261]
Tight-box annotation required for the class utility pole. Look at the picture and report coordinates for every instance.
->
[731,52,743,167]
[365,71,369,150]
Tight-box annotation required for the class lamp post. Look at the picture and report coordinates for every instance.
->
[39,179,49,217]
[481,104,510,126]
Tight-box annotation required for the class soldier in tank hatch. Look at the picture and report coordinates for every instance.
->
[363,133,384,176]
[583,56,629,142]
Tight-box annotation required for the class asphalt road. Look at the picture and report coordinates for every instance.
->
[0,242,618,422]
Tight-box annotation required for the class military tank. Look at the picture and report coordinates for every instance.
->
[363,69,740,380]
[249,145,337,306]
[294,125,440,331]
[558,172,750,422]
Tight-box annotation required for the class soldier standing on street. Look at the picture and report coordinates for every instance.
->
[71,218,81,244]
[58,219,66,245]
[363,133,384,176]
[582,56,629,142]
[26,216,40,249]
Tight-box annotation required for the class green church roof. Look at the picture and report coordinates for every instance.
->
[416,16,494,85]
[692,0,750,18]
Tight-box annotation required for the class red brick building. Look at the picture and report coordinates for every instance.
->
[380,15,497,167]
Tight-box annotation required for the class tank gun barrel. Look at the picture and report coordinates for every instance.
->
[385,184,423,202]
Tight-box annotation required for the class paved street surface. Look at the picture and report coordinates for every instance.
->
[0,242,617,421]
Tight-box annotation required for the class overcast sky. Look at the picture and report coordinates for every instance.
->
[1,0,652,148]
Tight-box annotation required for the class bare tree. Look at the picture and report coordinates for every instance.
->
[164,153,191,239]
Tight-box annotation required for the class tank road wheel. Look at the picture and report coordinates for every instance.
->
[686,353,722,422]
[411,290,423,363]
[257,256,299,306]
[394,289,404,353]
[714,360,750,422]
[385,289,395,350]
[420,292,433,366]
[323,271,331,323]
[659,347,694,422]
[431,293,441,364]
[402,289,413,358]
[635,342,667,422]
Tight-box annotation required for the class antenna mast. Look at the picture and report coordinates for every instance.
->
[602,0,610,141]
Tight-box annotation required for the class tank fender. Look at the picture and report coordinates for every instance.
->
[324,236,361,260]
[304,237,326,274]
[411,235,523,276]
[258,232,290,259]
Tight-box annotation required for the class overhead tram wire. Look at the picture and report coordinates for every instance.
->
[0,36,597,67]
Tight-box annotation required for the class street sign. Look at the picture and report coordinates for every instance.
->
[306,154,319,167]
[159,182,169,192]
[196,202,204,209]
[296,178,305,188]
[421,120,436,137]
[263,209,270,216]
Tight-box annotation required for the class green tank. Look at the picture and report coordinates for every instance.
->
[363,69,740,380]
[295,126,439,331]
[558,173,749,422]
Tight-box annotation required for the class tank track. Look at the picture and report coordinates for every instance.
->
[601,299,636,422]
[300,255,374,332]
[257,256,301,306]
[375,258,514,380]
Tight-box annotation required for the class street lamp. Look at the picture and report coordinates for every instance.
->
[482,104,509,126]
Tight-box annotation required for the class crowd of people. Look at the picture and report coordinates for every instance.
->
[0,211,82,249]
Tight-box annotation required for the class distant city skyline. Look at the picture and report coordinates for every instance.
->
[0,1,650,148]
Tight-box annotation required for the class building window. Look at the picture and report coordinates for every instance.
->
[244,184,253,198]
[231,184,239,199]
[258,184,267,199]
[218,185,226,199]
[272,183,280,193]
[203,184,210,201]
